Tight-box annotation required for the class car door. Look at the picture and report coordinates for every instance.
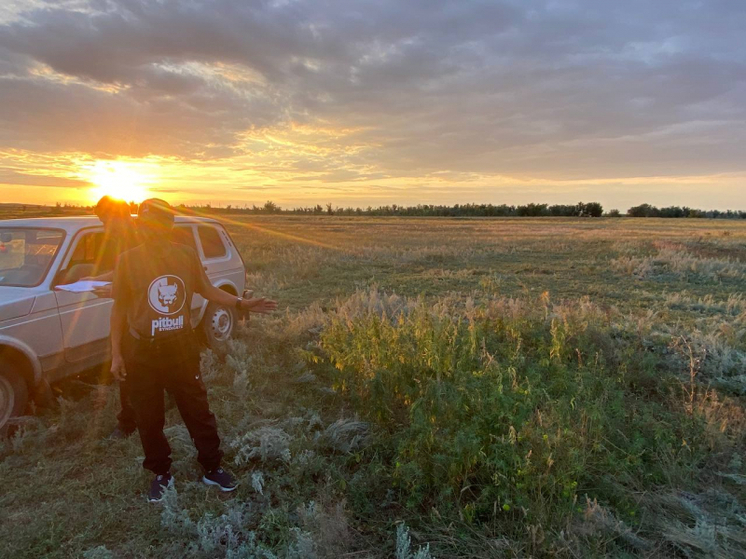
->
[53,228,113,364]
[171,224,205,326]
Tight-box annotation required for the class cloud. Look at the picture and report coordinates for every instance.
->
[0,168,91,188]
[0,0,744,198]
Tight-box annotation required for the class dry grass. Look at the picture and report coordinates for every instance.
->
[1,216,746,558]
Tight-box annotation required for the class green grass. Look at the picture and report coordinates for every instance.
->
[2,216,746,558]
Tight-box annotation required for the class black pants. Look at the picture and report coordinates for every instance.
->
[123,331,223,475]
[116,379,137,434]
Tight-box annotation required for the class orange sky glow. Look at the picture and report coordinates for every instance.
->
[2,150,743,211]
[0,1,744,211]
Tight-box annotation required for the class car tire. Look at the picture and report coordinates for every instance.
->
[0,365,29,431]
[201,301,237,351]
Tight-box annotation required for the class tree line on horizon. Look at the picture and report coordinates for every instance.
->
[185,201,746,219]
[36,200,746,219]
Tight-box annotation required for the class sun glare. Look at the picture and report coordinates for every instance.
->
[85,160,155,204]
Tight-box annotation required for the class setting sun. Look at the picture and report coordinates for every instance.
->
[85,160,155,203]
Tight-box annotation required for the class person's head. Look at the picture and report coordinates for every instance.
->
[137,198,175,241]
[95,196,131,227]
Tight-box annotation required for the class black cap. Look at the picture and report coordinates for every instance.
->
[138,198,174,228]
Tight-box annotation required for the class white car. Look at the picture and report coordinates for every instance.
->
[0,216,247,430]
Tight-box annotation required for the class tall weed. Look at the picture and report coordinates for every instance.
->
[318,290,716,526]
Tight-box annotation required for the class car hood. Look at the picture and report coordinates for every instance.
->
[0,287,37,322]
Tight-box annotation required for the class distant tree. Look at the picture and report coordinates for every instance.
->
[584,202,604,217]
[658,206,686,218]
[516,203,549,217]
[549,204,575,216]
[627,203,656,217]
[174,200,743,220]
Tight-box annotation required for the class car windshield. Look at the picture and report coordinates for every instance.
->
[0,228,65,287]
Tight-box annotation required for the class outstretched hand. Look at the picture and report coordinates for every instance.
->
[93,284,113,298]
[242,297,278,315]
[79,276,112,298]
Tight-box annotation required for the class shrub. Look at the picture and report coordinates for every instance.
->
[315,418,369,454]
[232,424,292,464]
[251,471,266,495]
[160,484,279,558]
[396,523,433,559]
[318,290,711,526]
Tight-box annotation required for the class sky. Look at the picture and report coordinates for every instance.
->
[0,0,744,210]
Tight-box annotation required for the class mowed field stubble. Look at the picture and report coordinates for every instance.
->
[2,215,746,558]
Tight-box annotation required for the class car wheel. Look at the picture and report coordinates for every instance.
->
[0,366,28,431]
[201,302,237,351]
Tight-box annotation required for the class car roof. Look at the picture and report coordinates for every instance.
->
[0,215,221,233]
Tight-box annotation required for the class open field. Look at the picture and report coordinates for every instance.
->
[2,216,746,558]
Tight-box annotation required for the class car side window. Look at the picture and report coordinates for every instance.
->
[198,226,227,259]
[57,231,108,284]
[172,226,198,252]
[70,232,107,268]
[65,231,118,281]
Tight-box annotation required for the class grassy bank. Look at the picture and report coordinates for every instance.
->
[1,216,745,557]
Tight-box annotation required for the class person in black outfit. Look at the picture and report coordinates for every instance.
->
[110,199,277,502]
[92,196,139,438]
[93,196,138,283]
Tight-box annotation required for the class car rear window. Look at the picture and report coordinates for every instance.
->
[172,226,198,252]
[198,226,227,259]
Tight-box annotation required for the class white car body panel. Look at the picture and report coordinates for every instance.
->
[0,287,36,321]
[0,215,246,387]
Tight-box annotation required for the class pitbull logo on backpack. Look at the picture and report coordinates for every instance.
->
[148,275,187,336]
